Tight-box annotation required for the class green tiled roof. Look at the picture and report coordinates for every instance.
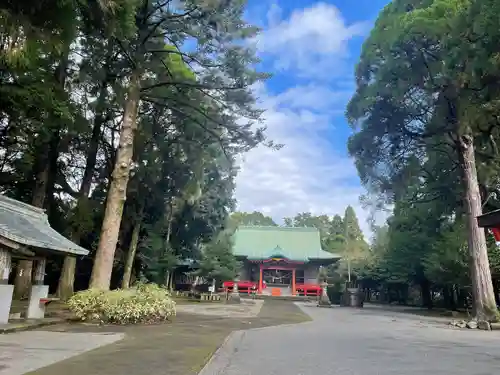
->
[232,226,340,262]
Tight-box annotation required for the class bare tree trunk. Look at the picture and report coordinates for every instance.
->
[121,221,141,289]
[162,200,176,287]
[457,133,497,321]
[168,269,174,290]
[90,70,141,290]
[57,72,111,300]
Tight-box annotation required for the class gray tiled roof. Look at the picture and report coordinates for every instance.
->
[0,195,89,256]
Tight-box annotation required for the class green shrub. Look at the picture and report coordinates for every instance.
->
[68,283,176,324]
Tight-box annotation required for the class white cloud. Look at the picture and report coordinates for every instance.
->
[234,83,376,240]
[233,3,386,241]
[254,2,369,79]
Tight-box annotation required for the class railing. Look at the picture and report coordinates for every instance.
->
[222,280,259,294]
[295,283,322,296]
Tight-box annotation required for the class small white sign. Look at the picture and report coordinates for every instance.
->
[208,285,215,293]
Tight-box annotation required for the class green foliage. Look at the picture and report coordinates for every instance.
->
[230,211,278,227]
[345,0,500,317]
[0,0,270,293]
[423,219,469,287]
[67,283,176,324]
[194,229,240,283]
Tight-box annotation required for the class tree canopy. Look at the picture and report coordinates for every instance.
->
[0,0,271,298]
[345,0,500,319]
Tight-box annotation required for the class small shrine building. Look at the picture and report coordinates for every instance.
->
[0,195,89,324]
[229,226,341,296]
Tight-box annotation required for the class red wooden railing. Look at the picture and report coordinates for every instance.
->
[295,283,322,296]
[222,280,258,294]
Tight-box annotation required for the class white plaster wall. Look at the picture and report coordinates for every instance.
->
[304,264,320,283]
[237,263,249,280]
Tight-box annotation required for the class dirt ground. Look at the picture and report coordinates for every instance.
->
[26,299,311,375]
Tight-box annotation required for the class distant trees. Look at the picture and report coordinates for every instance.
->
[230,211,278,227]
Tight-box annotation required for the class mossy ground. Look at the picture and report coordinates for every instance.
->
[27,300,310,375]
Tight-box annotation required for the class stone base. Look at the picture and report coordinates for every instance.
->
[27,285,49,319]
[317,291,331,307]
[317,303,332,308]
[0,284,14,324]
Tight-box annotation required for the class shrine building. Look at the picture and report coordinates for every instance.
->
[227,226,341,297]
[0,195,89,324]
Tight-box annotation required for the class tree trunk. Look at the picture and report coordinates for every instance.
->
[493,278,500,306]
[121,221,141,289]
[57,72,111,299]
[457,133,497,321]
[191,276,200,293]
[168,269,174,290]
[57,256,76,299]
[420,278,433,309]
[164,271,170,288]
[13,162,48,299]
[89,70,141,290]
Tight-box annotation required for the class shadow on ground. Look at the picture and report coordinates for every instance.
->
[27,300,310,375]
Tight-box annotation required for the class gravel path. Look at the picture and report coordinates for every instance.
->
[199,303,500,375]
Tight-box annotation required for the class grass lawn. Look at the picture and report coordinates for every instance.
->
[27,299,311,375]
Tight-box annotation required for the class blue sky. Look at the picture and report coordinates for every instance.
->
[234,0,390,239]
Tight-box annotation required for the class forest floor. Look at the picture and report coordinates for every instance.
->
[3,299,310,375]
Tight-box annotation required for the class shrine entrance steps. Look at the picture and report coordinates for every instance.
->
[250,294,316,302]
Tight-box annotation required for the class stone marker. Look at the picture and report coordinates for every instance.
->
[317,281,331,307]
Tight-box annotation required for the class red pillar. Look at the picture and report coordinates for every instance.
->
[292,268,296,296]
[258,263,263,294]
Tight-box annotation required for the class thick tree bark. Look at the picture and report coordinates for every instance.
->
[57,256,76,299]
[89,70,141,290]
[57,73,110,299]
[457,133,497,321]
[121,221,141,289]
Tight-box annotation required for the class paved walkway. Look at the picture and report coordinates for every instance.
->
[6,300,309,375]
[0,331,124,375]
[199,303,500,375]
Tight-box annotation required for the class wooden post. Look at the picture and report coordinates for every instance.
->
[292,268,296,296]
[258,263,263,294]
[0,248,11,284]
[33,258,46,285]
